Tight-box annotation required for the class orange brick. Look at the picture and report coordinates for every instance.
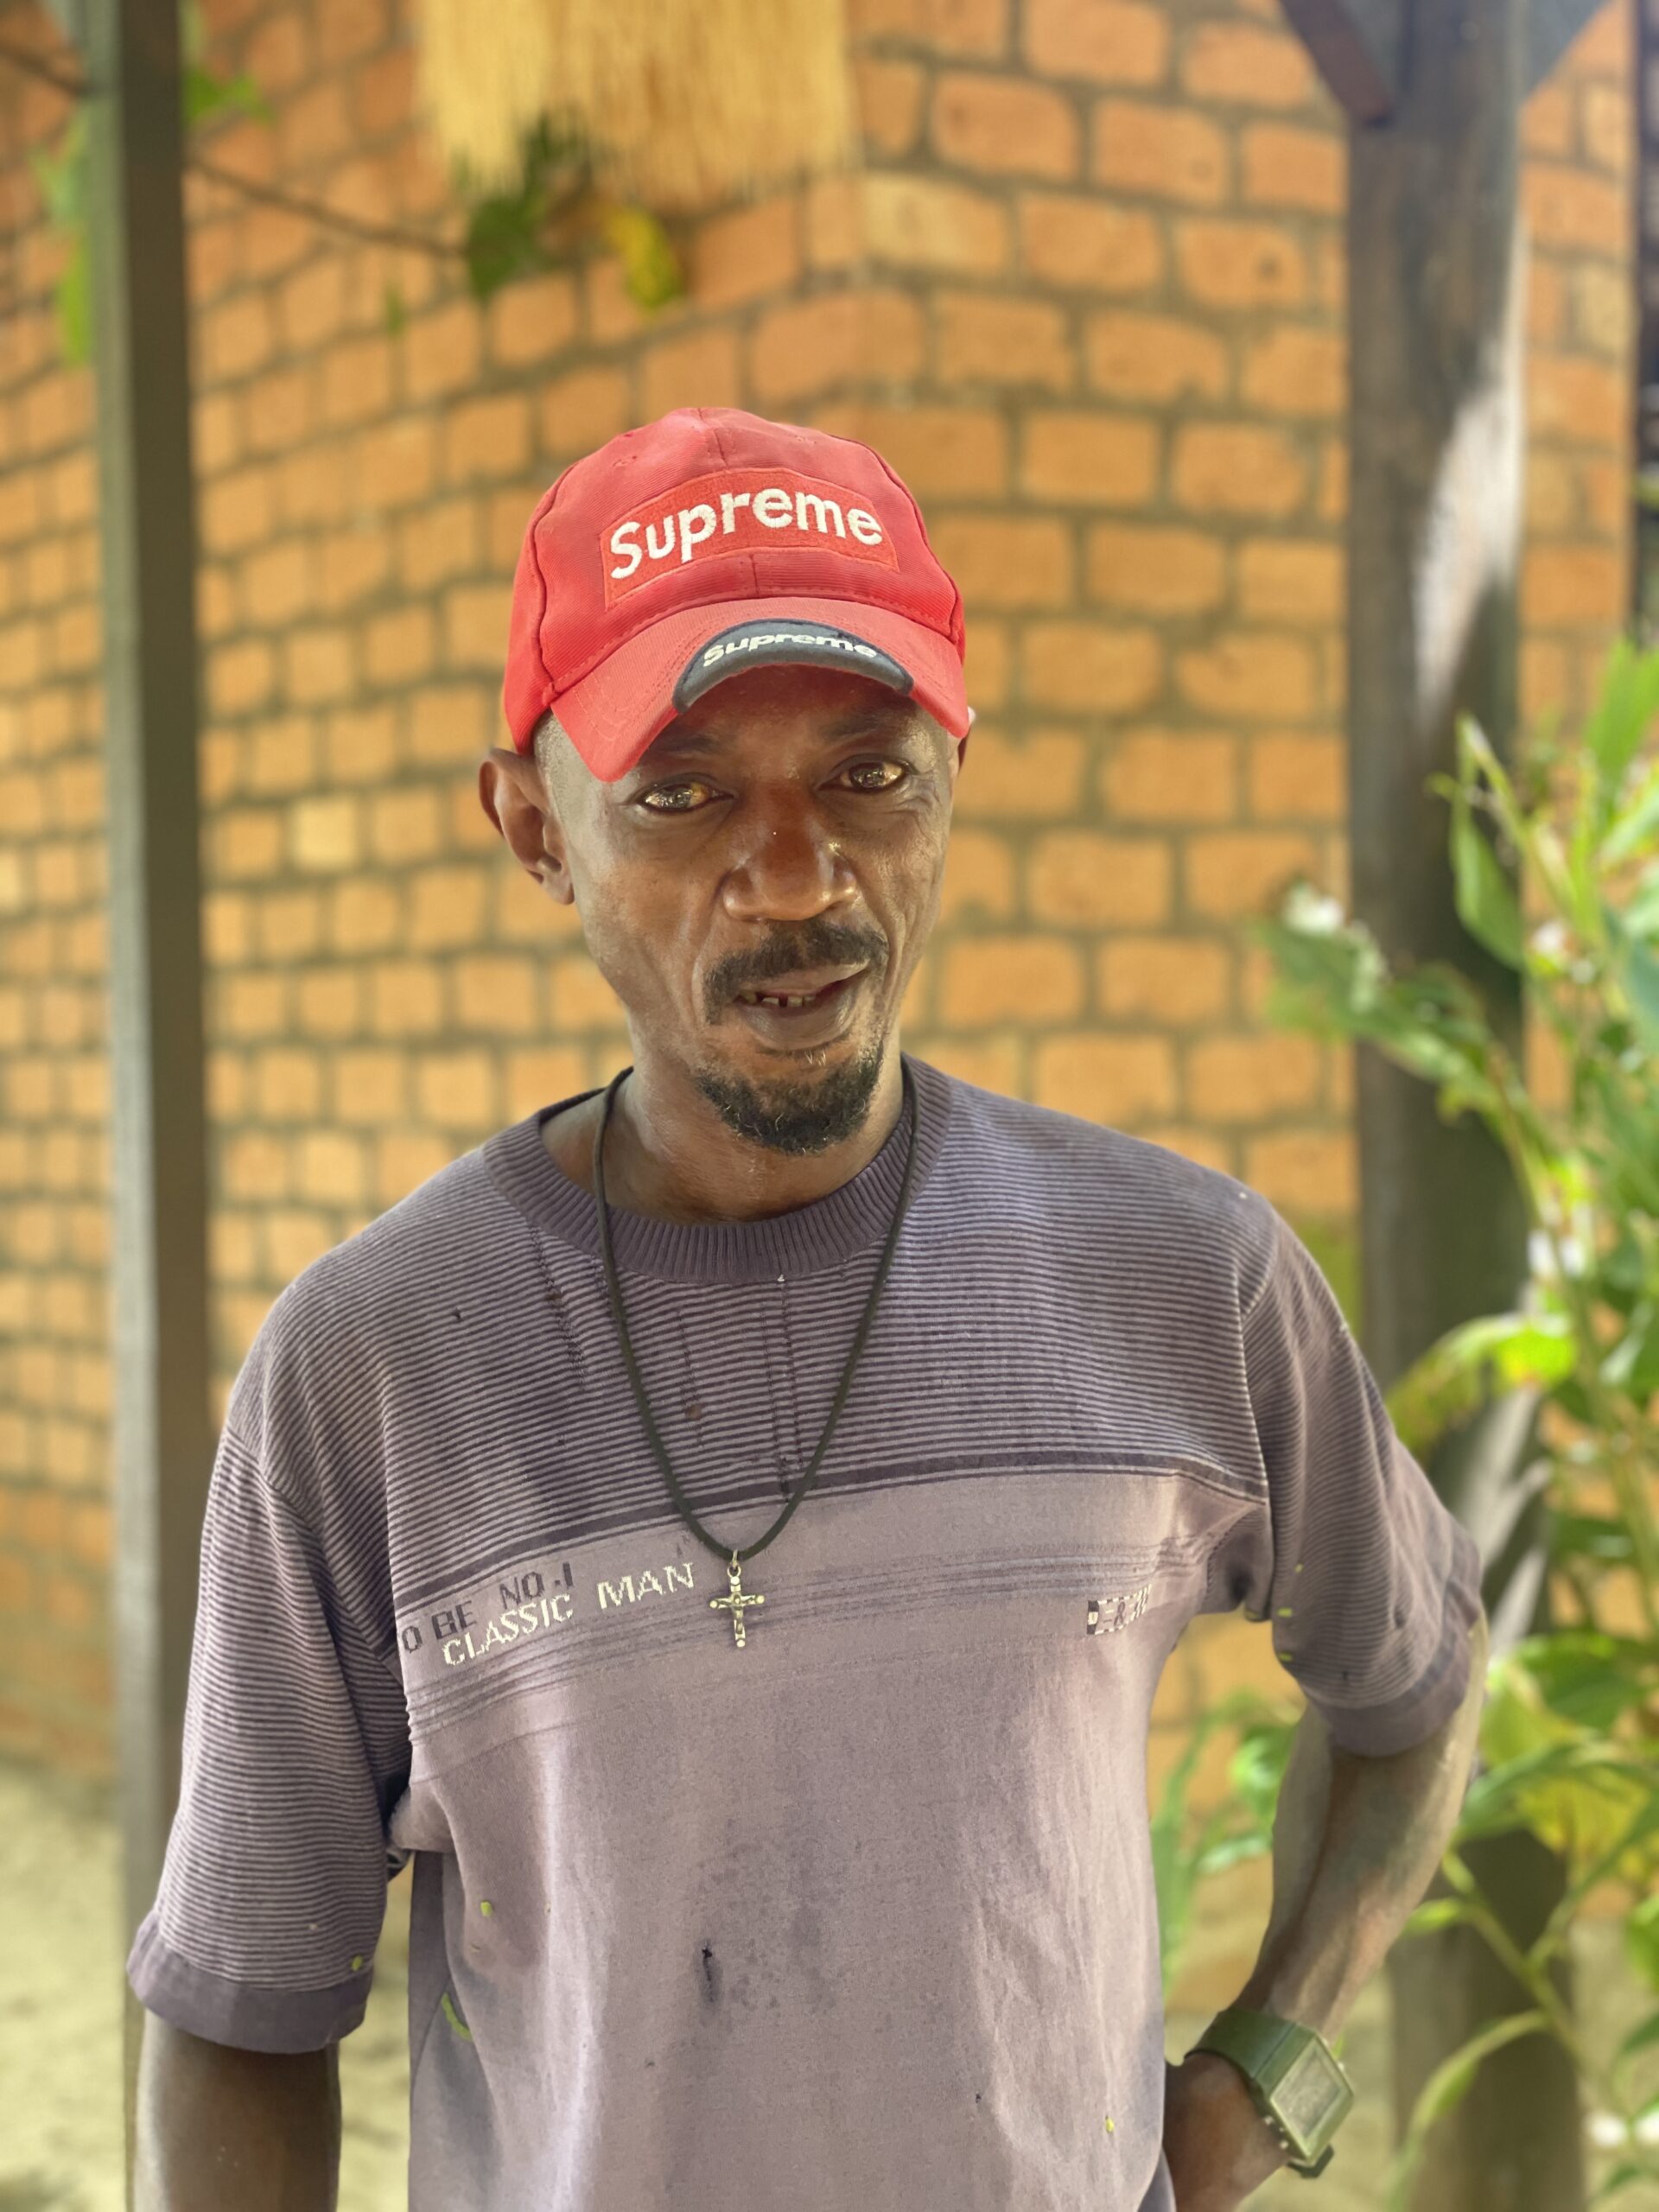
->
[289,793,361,871]
[1027,830,1172,924]
[1025,0,1169,85]
[355,416,436,511]
[408,865,487,950]
[328,877,402,955]
[1180,22,1315,107]
[1092,100,1230,203]
[953,725,1087,819]
[540,365,633,459]
[939,933,1085,1024]
[1086,524,1225,613]
[207,639,276,718]
[812,401,1007,495]
[1033,1033,1177,1122]
[370,959,444,1037]
[936,292,1075,389]
[1573,264,1630,356]
[1019,193,1164,291]
[1522,162,1625,252]
[1185,830,1322,918]
[1525,453,1578,533]
[758,289,925,403]
[1102,728,1239,819]
[1177,219,1306,308]
[1172,423,1306,516]
[365,605,435,686]
[938,828,1018,921]
[1241,123,1344,212]
[848,0,1009,55]
[444,585,508,671]
[1247,734,1347,821]
[855,58,927,155]
[932,72,1081,177]
[1243,1130,1357,1213]
[1185,1032,1321,1120]
[486,274,579,368]
[505,1048,590,1122]
[861,175,1010,272]
[403,300,482,404]
[1240,326,1344,417]
[1178,633,1315,719]
[354,43,416,137]
[1084,310,1230,402]
[1237,539,1342,624]
[200,465,276,555]
[550,954,628,1030]
[1580,82,1629,175]
[285,627,355,706]
[1021,411,1160,503]
[1021,621,1162,711]
[640,327,744,417]
[442,392,531,485]
[278,442,352,527]
[1096,937,1231,1023]
[321,522,393,605]
[279,257,347,351]
[1522,82,1575,156]
[254,1046,323,1119]
[1524,543,1624,626]
[369,788,443,863]
[931,516,1073,608]
[200,291,275,380]
[1529,355,1623,446]
[690,198,802,310]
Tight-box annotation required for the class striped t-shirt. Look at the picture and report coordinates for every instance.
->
[127,1052,1483,2211]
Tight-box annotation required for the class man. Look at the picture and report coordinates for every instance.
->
[129,406,1489,2211]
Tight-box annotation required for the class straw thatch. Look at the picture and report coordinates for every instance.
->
[416,0,855,207]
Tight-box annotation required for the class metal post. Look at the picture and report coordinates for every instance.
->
[81,0,213,2190]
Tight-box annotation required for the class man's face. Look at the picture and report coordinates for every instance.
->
[485,663,964,1154]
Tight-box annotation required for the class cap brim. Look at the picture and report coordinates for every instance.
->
[541,596,970,780]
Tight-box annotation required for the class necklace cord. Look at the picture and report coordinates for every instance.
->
[592,1060,920,1569]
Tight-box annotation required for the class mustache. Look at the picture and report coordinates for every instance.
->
[709,925,888,1005]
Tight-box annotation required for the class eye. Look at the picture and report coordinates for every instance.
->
[840,760,909,792]
[637,779,717,815]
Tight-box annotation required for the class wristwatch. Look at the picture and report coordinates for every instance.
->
[1188,2006,1356,2177]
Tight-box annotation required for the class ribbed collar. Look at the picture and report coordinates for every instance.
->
[480,1051,955,1284]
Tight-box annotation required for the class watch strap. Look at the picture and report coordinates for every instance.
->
[1189,2005,1355,2177]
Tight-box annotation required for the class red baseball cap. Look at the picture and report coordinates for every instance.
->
[502,406,969,779]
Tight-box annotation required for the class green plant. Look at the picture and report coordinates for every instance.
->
[1151,1688,1300,2005]
[1242,639,1659,2207]
[19,6,682,368]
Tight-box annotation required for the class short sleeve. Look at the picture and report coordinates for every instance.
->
[1230,1204,1485,1757]
[125,1419,410,2052]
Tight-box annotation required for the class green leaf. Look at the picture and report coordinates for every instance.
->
[383,283,406,336]
[1549,1513,1636,1567]
[1402,1897,1471,1936]
[54,232,91,368]
[1627,1897,1659,1994]
[184,64,273,130]
[1450,782,1526,969]
[1588,2162,1659,2207]
[1612,2006,1659,2093]
[1584,637,1659,831]
[1603,759,1659,866]
[1387,2012,1551,2212]
[602,204,683,310]
[1385,1310,1575,1457]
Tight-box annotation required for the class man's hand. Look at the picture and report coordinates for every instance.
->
[1161,2050,1290,2209]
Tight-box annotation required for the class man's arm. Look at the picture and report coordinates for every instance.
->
[134,2012,341,2212]
[1163,1605,1491,2210]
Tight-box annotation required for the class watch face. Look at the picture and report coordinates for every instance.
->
[1274,2041,1352,2146]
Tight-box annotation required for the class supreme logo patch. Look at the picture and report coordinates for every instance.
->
[674,621,913,711]
[603,467,899,605]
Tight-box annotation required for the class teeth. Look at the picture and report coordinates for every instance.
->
[741,988,818,1007]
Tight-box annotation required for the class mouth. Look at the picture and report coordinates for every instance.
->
[728,964,870,1046]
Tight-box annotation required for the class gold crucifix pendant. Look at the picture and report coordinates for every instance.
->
[709,1551,765,1648]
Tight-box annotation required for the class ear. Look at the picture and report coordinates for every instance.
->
[478,747,576,906]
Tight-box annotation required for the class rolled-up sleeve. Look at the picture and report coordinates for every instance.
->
[126,1419,409,2052]
[1231,1204,1486,1757]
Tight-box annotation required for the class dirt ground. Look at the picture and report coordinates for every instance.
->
[2,1754,1653,2212]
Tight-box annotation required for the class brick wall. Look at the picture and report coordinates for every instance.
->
[0,0,1634,1935]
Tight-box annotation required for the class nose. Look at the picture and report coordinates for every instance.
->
[720,791,858,925]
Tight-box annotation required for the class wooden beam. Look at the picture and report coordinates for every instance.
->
[81,0,213,2192]
[1279,0,1605,118]
[1526,0,1608,90]
[1345,1,1586,2202]
[1281,0,1404,123]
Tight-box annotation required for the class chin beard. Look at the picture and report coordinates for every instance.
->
[694,1039,887,1156]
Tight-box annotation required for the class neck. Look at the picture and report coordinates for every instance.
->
[544,1041,908,1225]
